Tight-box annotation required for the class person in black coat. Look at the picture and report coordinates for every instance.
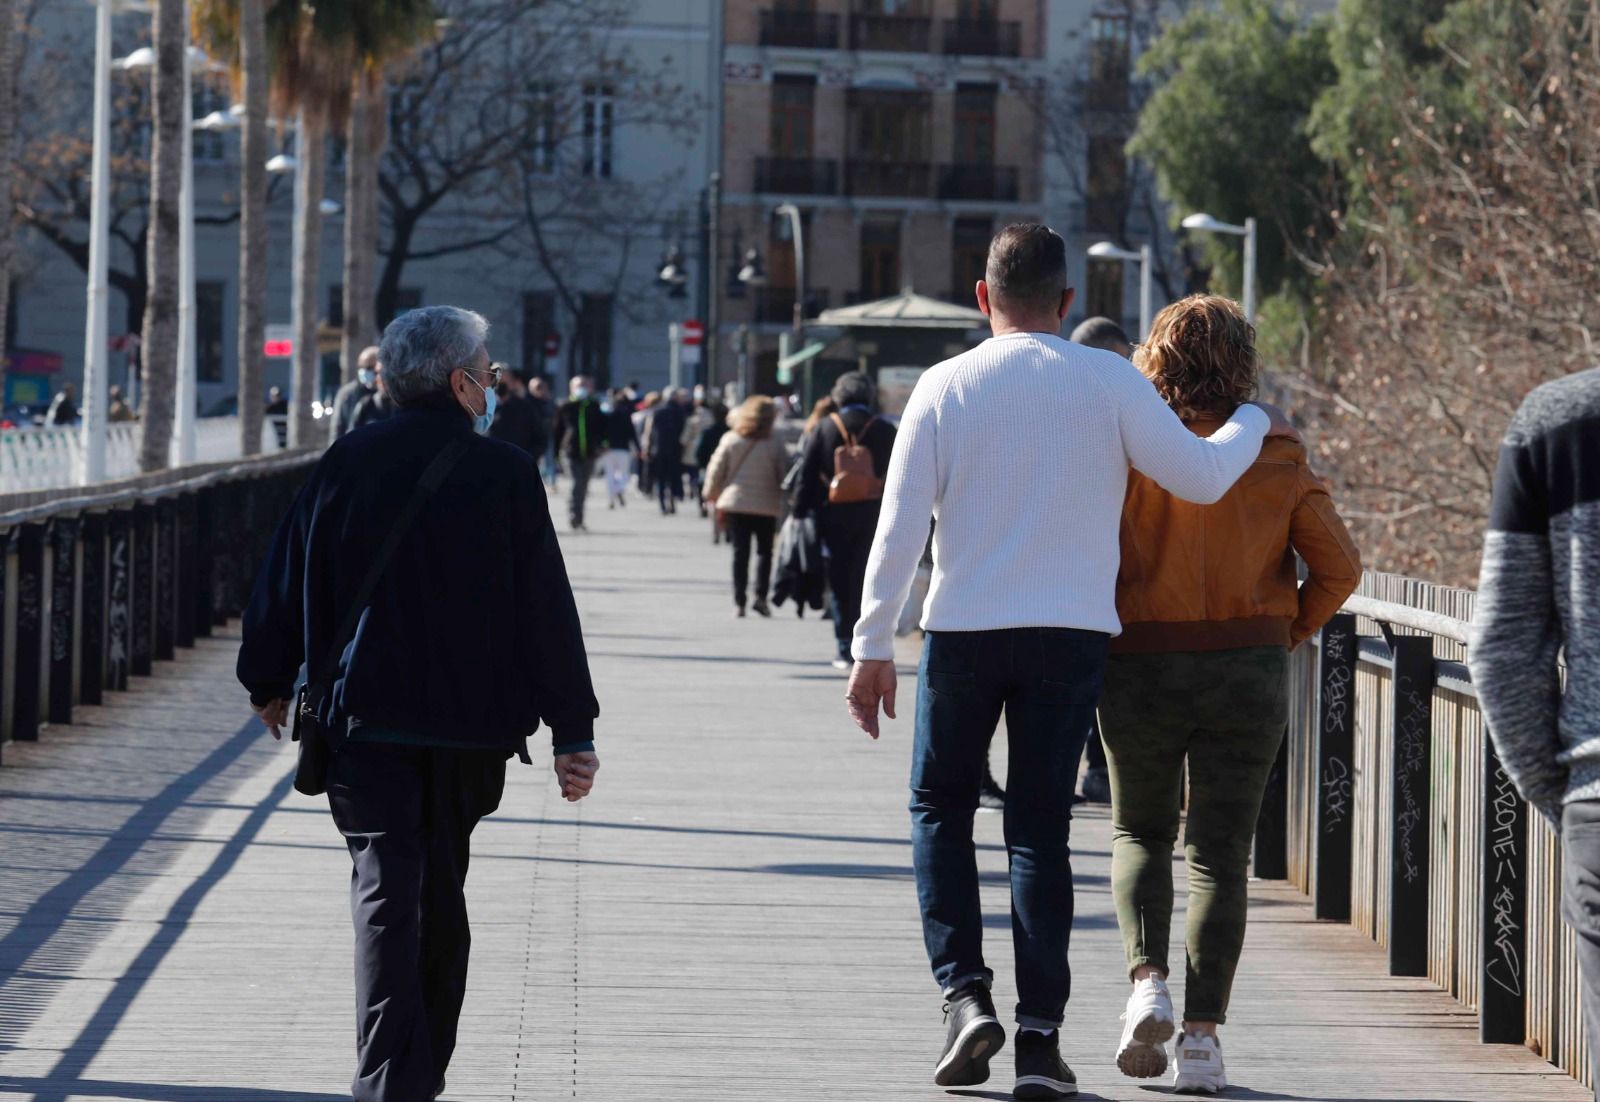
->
[486,364,541,456]
[237,306,600,1102]
[795,371,898,668]
[643,389,689,514]
[600,389,640,509]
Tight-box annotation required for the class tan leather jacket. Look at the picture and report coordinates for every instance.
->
[1113,414,1362,654]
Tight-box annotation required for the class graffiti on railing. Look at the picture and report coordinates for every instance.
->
[1394,674,1431,884]
[50,522,74,664]
[1324,628,1352,732]
[1486,763,1525,998]
[1321,756,1352,832]
[107,531,129,685]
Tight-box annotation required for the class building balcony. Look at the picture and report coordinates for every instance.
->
[940,18,1021,57]
[754,156,840,196]
[759,9,841,50]
[850,13,933,53]
[939,163,1020,202]
[845,159,933,198]
[753,286,831,325]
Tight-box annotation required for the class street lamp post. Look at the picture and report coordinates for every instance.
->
[1180,212,1257,323]
[1086,240,1153,341]
[79,0,116,485]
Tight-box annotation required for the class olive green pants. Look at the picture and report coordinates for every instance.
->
[1098,646,1289,1025]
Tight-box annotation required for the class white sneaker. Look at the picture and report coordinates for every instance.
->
[1116,975,1175,1079]
[1173,1031,1228,1094]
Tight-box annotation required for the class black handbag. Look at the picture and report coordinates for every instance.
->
[291,437,472,796]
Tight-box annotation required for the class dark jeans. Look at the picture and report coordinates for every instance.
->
[1563,799,1600,1102]
[726,512,776,607]
[822,521,875,652]
[911,627,1109,1028]
[568,457,595,526]
[328,742,507,1102]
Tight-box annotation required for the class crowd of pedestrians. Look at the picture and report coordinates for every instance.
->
[234,220,1600,1102]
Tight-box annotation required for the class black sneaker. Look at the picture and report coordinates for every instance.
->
[1014,1030,1078,1099]
[1081,767,1111,804]
[752,597,772,618]
[979,772,1006,811]
[934,983,1005,1087]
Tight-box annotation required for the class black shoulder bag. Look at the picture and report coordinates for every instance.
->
[291,438,472,796]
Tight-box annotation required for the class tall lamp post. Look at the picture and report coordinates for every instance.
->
[79,0,119,484]
[1086,241,1152,341]
[774,202,806,342]
[1180,212,1257,324]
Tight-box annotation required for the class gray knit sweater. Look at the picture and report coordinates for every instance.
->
[1470,368,1600,823]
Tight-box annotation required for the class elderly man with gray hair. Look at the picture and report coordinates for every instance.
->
[238,305,601,1102]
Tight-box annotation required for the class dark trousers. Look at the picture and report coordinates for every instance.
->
[328,742,507,1102]
[911,627,1108,1028]
[568,458,595,526]
[726,512,776,607]
[655,457,683,511]
[822,522,874,652]
[1563,799,1600,1101]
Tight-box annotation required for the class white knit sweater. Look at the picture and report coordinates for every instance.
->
[852,331,1270,662]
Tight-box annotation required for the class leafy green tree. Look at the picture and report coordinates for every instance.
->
[1129,0,1336,303]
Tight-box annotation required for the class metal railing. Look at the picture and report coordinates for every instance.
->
[0,415,289,494]
[850,12,933,52]
[754,156,841,196]
[1260,572,1590,1089]
[938,163,1020,202]
[759,9,842,49]
[845,158,933,198]
[0,449,318,761]
[940,18,1021,57]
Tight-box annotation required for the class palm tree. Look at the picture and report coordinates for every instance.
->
[340,1,435,384]
[0,0,17,405]
[192,0,270,455]
[138,0,186,472]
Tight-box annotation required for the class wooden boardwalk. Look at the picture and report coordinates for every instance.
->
[0,498,1588,1102]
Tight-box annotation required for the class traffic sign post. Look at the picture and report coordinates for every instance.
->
[263,324,294,359]
[673,320,704,390]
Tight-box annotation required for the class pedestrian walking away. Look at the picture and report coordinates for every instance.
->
[331,345,380,439]
[796,374,896,669]
[486,365,543,457]
[351,364,397,430]
[1095,295,1361,1095]
[601,388,639,509]
[1471,366,1600,1102]
[703,395,791,618]
[236,305,600,1102]
[683,385,718,516]
[528,377,557,488]
[842,223,1291,1099]
[557,375,607,530]
[643,388,690,514]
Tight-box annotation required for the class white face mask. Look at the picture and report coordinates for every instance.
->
[358,368,376,388]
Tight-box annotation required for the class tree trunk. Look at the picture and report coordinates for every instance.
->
[138,0,183,473]
[237,0,268,455]
[290,110,325,448]
[340,77,378,383]
[0,0,17,405]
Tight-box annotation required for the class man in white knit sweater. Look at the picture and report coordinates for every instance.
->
[844,224,1284,1098]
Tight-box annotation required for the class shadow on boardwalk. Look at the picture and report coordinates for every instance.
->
[0,505,1589,1102]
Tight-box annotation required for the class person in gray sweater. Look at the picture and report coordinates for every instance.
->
[1470,367,1600,1100]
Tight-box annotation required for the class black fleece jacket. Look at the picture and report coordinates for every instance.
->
[236,398,599,754]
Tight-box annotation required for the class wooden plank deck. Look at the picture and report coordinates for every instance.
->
[0,498,1588,1102]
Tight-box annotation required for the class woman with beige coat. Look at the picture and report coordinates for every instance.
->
[703,396,791,617]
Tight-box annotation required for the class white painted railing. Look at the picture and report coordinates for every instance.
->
[0,416,288,492]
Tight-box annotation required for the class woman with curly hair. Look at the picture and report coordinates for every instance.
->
[1102,295,1362,1094]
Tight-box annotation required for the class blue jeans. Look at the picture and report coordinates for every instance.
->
[911,627,1109,1028]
